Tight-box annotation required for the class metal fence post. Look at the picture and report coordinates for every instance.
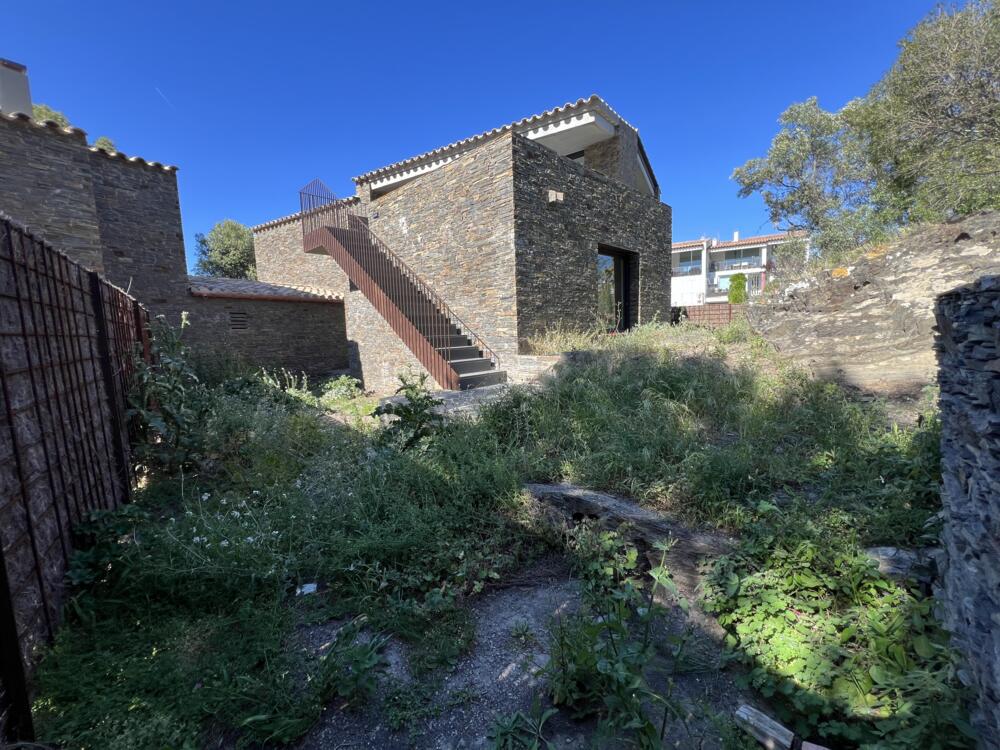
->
[89,272,131,505]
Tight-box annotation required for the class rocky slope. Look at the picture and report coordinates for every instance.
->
[749,211,1000,395]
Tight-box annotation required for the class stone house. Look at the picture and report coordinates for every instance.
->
[0,59,347,376]
[253,95,673,391]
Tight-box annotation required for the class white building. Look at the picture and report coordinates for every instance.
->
[671,230,807,307]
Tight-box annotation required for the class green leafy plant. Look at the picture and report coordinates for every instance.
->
[704,513,974,749]
[544,524,692,747]
[374,373,443,450]
[727,273,748,304]
[488,698,558,749]
[128,314,210,472]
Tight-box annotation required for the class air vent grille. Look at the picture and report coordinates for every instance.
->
[229,311,249,331]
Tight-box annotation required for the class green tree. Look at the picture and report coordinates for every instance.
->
[92,136,116,152]
[734,1,1000,257]
[727,273,747,304]
[32,103,70,127]
[194,219,257,279]
[731,98,892,257]
[860,0,1000,220]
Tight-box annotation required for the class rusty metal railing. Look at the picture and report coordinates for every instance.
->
[299,181,499,389]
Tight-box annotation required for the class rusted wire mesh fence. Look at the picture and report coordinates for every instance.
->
[0,214,150,740]
[678,302,747,326]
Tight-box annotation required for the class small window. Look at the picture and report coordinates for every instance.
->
[565,149,586,165]
[229,311,249,331]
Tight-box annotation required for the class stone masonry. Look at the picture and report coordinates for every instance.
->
[254,126,672,393]
[0,110,347,376]
[935,275,1000,748]
[512,133,671,345]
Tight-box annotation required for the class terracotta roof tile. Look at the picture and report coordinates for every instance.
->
[187,276,342,303]
[672,231,806,251]
[711,231,806,250]
[352,94,637,185]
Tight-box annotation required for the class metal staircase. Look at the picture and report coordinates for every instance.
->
[299,180,505,390]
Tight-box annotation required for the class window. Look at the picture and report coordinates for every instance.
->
[709,246,762,272]
[565,149,586,166]
[672,250,702,276]
[229,311,249,331]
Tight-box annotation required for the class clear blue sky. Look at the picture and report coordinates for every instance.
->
[7,0,932,270]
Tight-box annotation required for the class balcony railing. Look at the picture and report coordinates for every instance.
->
[707,270,765,298]
[709,257,762,273]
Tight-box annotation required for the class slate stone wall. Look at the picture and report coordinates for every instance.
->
[184,296,349,377]
[362,134,519,365]
[583,125,654,197]
[253,215,429,392]
[511,133,671,348]
[935,275,1000,748]
[89,151,190,326]
[254,216,350,294]
[0,115,104,271]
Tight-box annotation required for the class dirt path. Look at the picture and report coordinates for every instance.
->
[295,484,756,749]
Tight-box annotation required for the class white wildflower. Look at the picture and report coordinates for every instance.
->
[201,492,210,501]
[220,540,229,547]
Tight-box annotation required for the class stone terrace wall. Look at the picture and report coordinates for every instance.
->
[934,275,1000,748]
[511,133,671,347]
[751,211,1000,394]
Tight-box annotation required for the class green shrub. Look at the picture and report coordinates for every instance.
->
[128,314,210,473]
[728,273,748,304]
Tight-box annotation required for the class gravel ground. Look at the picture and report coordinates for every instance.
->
[293,548,752,749]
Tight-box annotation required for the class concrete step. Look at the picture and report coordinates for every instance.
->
[450,357,496,375]
[439,345,482,361]
[459,370,507,390]
[428,334,473,348]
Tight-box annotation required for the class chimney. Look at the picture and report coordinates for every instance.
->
[732,230,740,242]
[0,59,32,115]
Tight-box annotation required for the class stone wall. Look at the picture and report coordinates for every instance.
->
[254,213,350,293]
[184,295,348,377]
[511,133,671,347]
[934,275,1000,748]
[362,134,518,365]
[253,214,437,392]
[89,150,189,325]
[0,114,104,271]
[583,125,656,198]
[750,211,1000,394]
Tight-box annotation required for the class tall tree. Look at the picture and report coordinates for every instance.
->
[861,0,1000,220]
[731,98,892,256]
[734,1,1000,255]
[194,219,257,279]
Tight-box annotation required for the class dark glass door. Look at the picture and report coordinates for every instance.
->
[597,251,630,332]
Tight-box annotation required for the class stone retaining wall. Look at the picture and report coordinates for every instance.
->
[934,275,1000,748]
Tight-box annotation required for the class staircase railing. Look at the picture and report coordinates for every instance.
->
[299,181,499,388]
